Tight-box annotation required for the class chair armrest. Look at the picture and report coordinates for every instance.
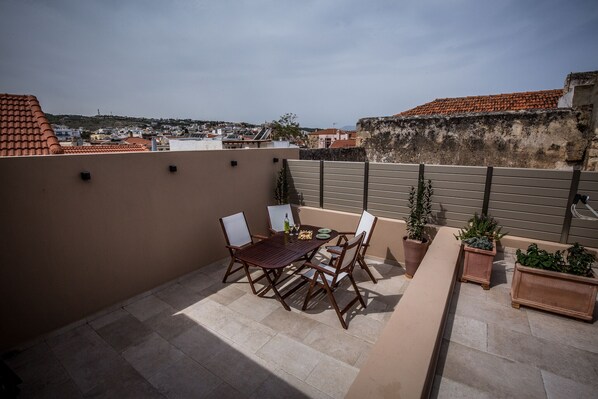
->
[252,234,269,241]
[335,233,352,246]
[325,246,343,255]
[305,262,335,276]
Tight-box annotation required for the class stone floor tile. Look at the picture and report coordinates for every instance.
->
[82,370,165,399]
[148,356,222,399]
[343,314,385,344]
[179,270,221,294]
[228,318,276,354]
[443,313,487,352]
[487,323,598,386]
[251,368,333,399]
[430,375,492,399]
[182,298,237,331]
[256,333,323,380]
[18,378,83,399]
[305,356,359,399]
[154,283,205,311]
[541,369,598,399]
[87,308,129,331]
[261,307,321,341]
[352,342,374,369]
[227,291,281,322]
[124,294,173,322]
[450,290,532,335]
[200,282,246,306]
[95,314,153,353]
[302,323,370,366]
[143,309,197,341]
[436,339,546,399]
[485,285,512,308]
[203,382,248,399]
[170,325,231,365]
[122,332,185,380]
[526,308,598,354]
[202,344,272,394]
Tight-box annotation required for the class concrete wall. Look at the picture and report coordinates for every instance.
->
[0,148,299,350]
[299,147,366,162]
[358,108,593,170]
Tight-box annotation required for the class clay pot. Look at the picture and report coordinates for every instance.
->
[402,236,430,278]
[461,244,497,290]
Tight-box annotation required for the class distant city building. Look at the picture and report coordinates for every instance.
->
[307,128,356,149]
[52,125,82,141]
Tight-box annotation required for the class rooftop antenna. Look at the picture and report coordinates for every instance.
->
[97,109,100,116]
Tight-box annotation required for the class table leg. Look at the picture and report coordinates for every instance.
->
[262,268,290,311]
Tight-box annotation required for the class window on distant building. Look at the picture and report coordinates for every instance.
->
[325,138,331,148]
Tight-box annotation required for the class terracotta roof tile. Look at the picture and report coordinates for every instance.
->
[308,128,351,136]
[0,93,63,156]
[123,137,151,148]
[329,139,356,148]
[61,144,150,154]
[397,89,563,117]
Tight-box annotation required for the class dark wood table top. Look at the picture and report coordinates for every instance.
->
[235,225,338,269]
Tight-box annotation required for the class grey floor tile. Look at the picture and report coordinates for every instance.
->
[305,356,359,399]
[203,382,248,399]
[143,308,198,341]
[430,375,492,399]
[487,323,598,386]
[122,332,185,380]
[88,308,129,331]
[148,356,222,399]
[228,292,281,322]
[256,334,323,380]
[124,294,173,322]
[443,313,487,352]
[541,369,598,399]
[261,307,321,341]
[95,314,153,353]
[170,325,231,365]
[527,308,598,354]
[202,344,272,394]
[302,323,370,366]
[200,281,246,306]
[436,339,546,399]
[251,368,333,399]
[154,282,205,311]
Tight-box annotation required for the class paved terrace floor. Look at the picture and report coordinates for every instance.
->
[3,249,597,398]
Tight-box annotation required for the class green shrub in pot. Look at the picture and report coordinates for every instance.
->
[516,243,595,277]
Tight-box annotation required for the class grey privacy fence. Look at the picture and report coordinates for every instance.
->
[286,160,598,248]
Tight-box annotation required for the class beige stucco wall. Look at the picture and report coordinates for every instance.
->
[0,148,298,350]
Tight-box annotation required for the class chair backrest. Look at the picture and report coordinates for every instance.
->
[355,210,377,246]
[335,232,365,276]
[220,212,252,248]
[267,204,295,232]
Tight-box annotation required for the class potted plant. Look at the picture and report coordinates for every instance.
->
[402,177,433,278]
[455,213,506,289]
[274,162,289,204]
[512,243,597,321]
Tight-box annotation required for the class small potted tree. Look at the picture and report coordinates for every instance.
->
[402,177,433,278]
[274,162,289,204]
[455,213,506,289]
[512,243,597,321]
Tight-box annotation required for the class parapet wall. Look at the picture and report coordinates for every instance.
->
[358,107,593,169]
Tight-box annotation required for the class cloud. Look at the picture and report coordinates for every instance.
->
[1,0,596,127]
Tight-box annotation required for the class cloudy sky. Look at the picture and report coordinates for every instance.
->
[1,0,597,128]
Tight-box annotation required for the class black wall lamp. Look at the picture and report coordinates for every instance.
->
[273,157,279,163]
[169,165,177,172]
[80,171,91,181]
[230,160,238,167]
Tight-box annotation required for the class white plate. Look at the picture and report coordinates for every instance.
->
[316,233,331,240]
[318,228,332,234]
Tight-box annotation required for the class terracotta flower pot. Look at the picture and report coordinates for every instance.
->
[511,263,598,321]
[460,244,497,290]
[402,236,430,278]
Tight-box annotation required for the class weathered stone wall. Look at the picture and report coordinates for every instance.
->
[357,108,593,169]
[300,147,366,162]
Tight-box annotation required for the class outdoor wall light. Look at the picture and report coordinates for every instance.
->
[80,171,91,181]
[273,157,279,163]
[231,160,238,167]
[169,165,177,172]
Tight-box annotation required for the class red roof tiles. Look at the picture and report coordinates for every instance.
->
[124,137,151,148]
[397,89,563,117]
[0,93,63,156]
[308,128,349,136]
[329,139,356,148]
[61,144,149,154]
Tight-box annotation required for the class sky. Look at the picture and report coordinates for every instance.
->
[1,0,597,128]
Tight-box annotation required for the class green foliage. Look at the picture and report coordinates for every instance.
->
[271,113,301,141]
[455,213,506,245]
[516,243,595,277]
[274,163,289,205]
[566,243,596,277]
[405,178,433,241]
[462,236,494,250]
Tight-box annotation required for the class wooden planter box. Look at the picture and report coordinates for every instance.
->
[460,244,496,290]
[511,263,598,321]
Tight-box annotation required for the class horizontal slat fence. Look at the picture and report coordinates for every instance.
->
[287,159,598,248]
[569,172,598,248]
[323,161,364,214]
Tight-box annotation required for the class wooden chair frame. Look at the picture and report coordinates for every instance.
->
[219,212,268,295]
[302,232,366,329]
[328,210,379,283]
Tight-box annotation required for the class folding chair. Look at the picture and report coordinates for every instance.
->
[302,232,366,329]
[267,204,295,234]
